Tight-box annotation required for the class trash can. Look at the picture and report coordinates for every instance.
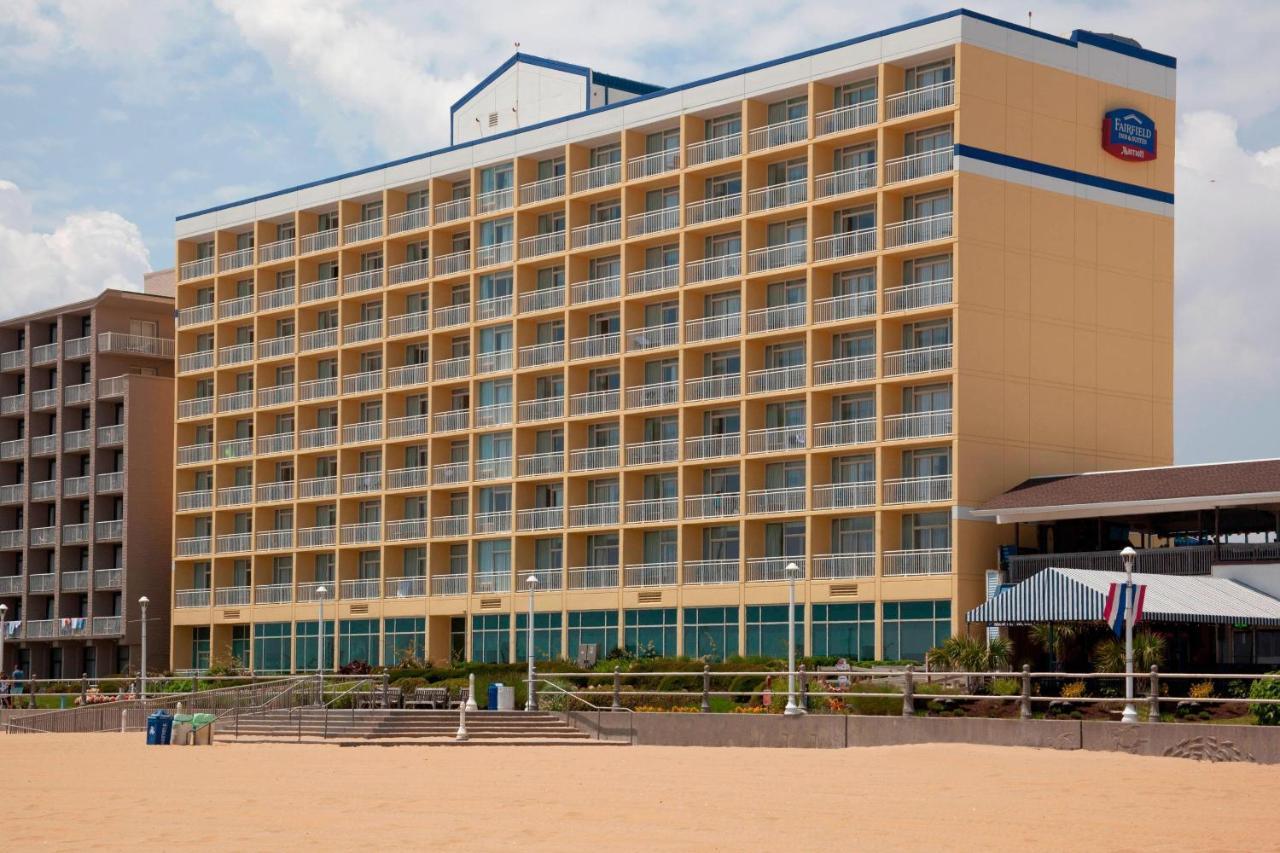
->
[172,714,194,746]
[192,713,216,745]
[157,710,174,745]
[487,682,501,710]
[497,685,515,711]
[146,711,163,745]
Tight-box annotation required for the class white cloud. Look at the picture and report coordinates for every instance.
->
[0,181,151,317]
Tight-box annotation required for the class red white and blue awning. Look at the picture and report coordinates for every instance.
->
[967,567,1280,627]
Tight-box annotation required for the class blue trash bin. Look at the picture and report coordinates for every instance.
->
[487,682,501,710]
[158,711,174,745]
[146,711,163,745]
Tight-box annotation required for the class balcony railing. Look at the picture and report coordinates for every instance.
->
[297,476,337,499]
[432,515,469,537]
[747,425,806,454]
[624,562,677,587]
[747,487,805,513]
[474,402,513,428]
[473,573,512,594]
[884,409,953,441]
[885,278,953,313]
[628,148,680,179]
[475,187,513,215]
[298,377,338,400]
[685,254,741,284]
[343,318,382,345]
[434,197,470,224]
[475,241,513,268]
[685,374,740,402]
[28,434,53,456]
[30,389,57,410]
[215,532,252,553]
[258,383,295,408]
[883,474,953,505]
[517,507,563,532]
[64,336,92,358]
[299,277,339,303]
[297,525,336,547]
[0,393,25,415]
[432,460,469,484]
[297,428,338,451]
[568,445,619,471]
[258,237,295,263]
[433,249,471,278]
[813,553,875,579]
[175,588,211,608]
[386,576,427,598]
[519,175,566,205]
[343,218,384,245]
[814,354,876,385]
[218,390,254,413]
[67,475,95,497]
[339,577,383,599]
[340,523,381,546]
[814,292,876,323]
[64,383,93,405]
[624,438,677,467]
[813,417,876,448]
[747,364,806,394]
[62,570,93,592]
[62,523,89,545]
[517,451,563,478]
[343,268,383,295]
[474,510,512,533]
[388,310,430,337]
[519,286,565,313]
[627,264,679,295]
[95,470,124,492]
[98,375,128,398]
[626,381,678,409]
[388,206,430,234]
[95,567,123,589]
[431,574,468,596]
[746,558,805,583]
[684,493,739,519]
[518,398,563,422]
[219,246,254,272]
[815,163,877,199]
[686,193,741,226]
[219,294,253,320]
[886,80,955,119]
[569,389,619,416]
[177,489,212,511]
[749,116,808,151]
[570,219,621,248]
[300,228,339,254]
[254,583,293,605]
[93,616,124,636]
[387,466,429,491]
[177,442,213,465]
[178,303,214,327]
[433,303,470,329]
[685,314,740,342]
[570,161,621,193]
[569,333,620,361]
[747,179,807,212]
[342,370,383,395]
[257,335,294,360]
[342,470,383,494]
[568,502,619,528]
[747,303,805,333]
[474,349,513,374]
[219,342,253,366]
[627,207,679,237]
[473,458,513,481]
[0,349,25,371]
[179,256,214,280]
[517,569,563,592]
[257,481,294,503]
[687,133,741,166]
[886,148,954,184]
[627,323,679,352]
[815,100,877,136]
[388,258,431,287]
[748,241,806,273]
[519,341,564,369]
[63,429,92,451]
[567,566,619,590]
[883,548,952,576]
[341,420,383,444]
[885,212,953,248]
[684,433,739,460]
[433,409,469,432]
[814,227,876,261]
[884,343,952,377]
[813,481,875,509]
[625,497,678,524]
[30,341,57,364]
[0,530,23,549]
[518,231,565,259]
[0,483,23,504]
[685,559,739,585]
[176,536,212,557]
[387,413,430,438]
[257,530,293,551]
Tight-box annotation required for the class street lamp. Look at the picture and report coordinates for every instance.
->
[138,596,149,701]
[1120,546,1139,724]
[784,561,805,716]
[316,586,328,703]
[525,574,539,711]
[0,602,8,676]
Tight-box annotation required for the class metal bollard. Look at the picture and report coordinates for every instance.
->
[902,665,915,717]
[80,674,88,706]
[798,664,808,711]
[1020,664,1032,720]
[1148,665,1160,723]
[455,696,469,742]
[701,665,711,713]
[465,672,478,712]
[611,666,621,711]
[381,672,390,708]
[528,660,538,712]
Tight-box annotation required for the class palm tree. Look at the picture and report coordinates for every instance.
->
[926,635,1015,691]
[1028,623,1078,669]
[1092,631,1167,673]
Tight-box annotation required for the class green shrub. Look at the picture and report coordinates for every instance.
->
[845,682,902,716]
[990,678,1020,696]
[1249,673,1280,725]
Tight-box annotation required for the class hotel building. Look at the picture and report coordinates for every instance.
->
[168,10,1174,672]
[0,276,176,678]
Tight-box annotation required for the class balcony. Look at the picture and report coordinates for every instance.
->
[517,507,563,532]
[876,409,949,442]
[258,383,295,408]
[432,460,468,484]
[628,148,680,180]
[64,383,93,405]
[685,374,739,402]
[175,588,211,609]
[176,536,211,557]
[299,377,338,401]
[386,518,429,541]
[95,519,123,541]
[98,375,128,398]
[747,364,806,394]
[433,409,469,432]
[746,558,805,583]
[570,219,621,249]
[519,286,565,313]
[26,389,50,411]
[433,249,470,278]
[474,402,513,428]
[254,583,293,605]
[627,323,679,352]
[94,567,123,589]
[257,530,293,551]
[813,553,875,579]
[434,197,470,224]
[685,314,740,343]
[518,398,563,422]
[179,256,214,281]
[686,194,741,226]
[747,303,805,333]
[297,583,327,602]
[884,344,952,377]
[0,530,24,549]
[883,548,952,576]
[389,206,430,234]
[815,164,877,199]
[886,148,954,184]
[298,427,338,451]
[568,502,619,528]
[684,433,739,460]
[626,381,678,410]
[520,175,566,205]
[0,574,22,594]
[217,485,253,506]
[685,559,738,585]
[687,133,741,166]
[388,258,431,287]
[218,390,253,413]
[342,370,383,395]
[433,303,470,329]
[297,476,337,499]
[570,161,621,194]
[340,522,381,545]
[178,303,214,327]
[258,237,295,264]
[300,227,339,255]
[883,474,953,505]
[218,342,252,367]
[569,389,619,417]
[95,471,124,493]
[215,586,252,606]
[216,532,252,553]
[219,294,253,320]
[388,310,431,337]
[517,569,562,592]
[473,458,513,481]
[386,576,427,598]
[885,278,953,313]
[299,277,339,303]
[813,481,875,510]
[747,425,805,454]
[475,241,513,268]
[627,264,680,295]
[387,466,429,491]
[92,616,124,636]
[341,420,383,444]
[813,418,876,448]
[343,318,383,345]
[475,350,513,374]
[814,354,875,385]
[31,342,57,364]
[474,510,512,533]
[624,562,676,588]
[177,442,213,465]
[625,497,678,524]
[62,523,89,545]
[568,332,619,361]
[569,445,619,471]
[815,100,877,136]
[387,413,430,438]
[64,336,92,358]
[343,218,384,246]
[814,292,875,324]
[257,481,294,503]
[517,451,563,478]
[747,179,807,213]
[0,483,23,504]
[432,515,469,537]
[749,241,806,274]
[621,438,676,467]
[814,227,876,261]
[749,116,807,151]
[30,434,55,456]
[885,212,953,248]
[343,268,383,295]
[297,525,336,547]
[256,287,296,314]
[684,493,739,519]
[179,350,214,373]
[473,573,512,594]
[63,429,92,451]
[177,489,212,511]
[431,574,468,596]
[747,487,805,514]
[518,341,564,369]
[219,246,254,272]
[685,254,741,284]
[627,207,679,237]
[0,349,25,371]
[98,332,174,358]
[571,275,621,306]
[886,80,955,119]
[567,566,619,590]
[30,479,56,501]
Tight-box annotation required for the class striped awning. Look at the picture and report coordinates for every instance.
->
[967,567,1280,627]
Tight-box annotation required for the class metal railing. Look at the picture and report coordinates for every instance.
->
[179,256,214,280]
[475,187,513,215]
[884,409,952,441]
[432,574,468,596]
[747,364,806,394]
[813,481,875,509]
[518,398,563,422]
[684,493,739,519]
[884,344,952,377]
[685,559,739,585]
[434,249,470,278]
[886,79,955,119]
[885,148,954,184]
[517,507,563,531]
[687,133,741,166]
[434,197,470,224]
[626,381,678,409]
[747,179,807,212]
[388,258,431,286]
[519,175,566,205]
[569,333,620,361]
[883,474,953,505]
[568,445,619,471]
[685,374,740,401]
[815,163,877,198]
[570,161,622,193]
[813,418,876,448]
[518,451,564,477]
[685,254,741,284]
[814,354,876,385]
[570,219,621,248]
[747,241,806,273]
[627,207,679,237]
[885,212,953,248]
[475,241,513,268]
[814,227,876,261]
[300,228,339,254]
[747,303,805,333]
[747,425,806,453]
[627,264,680,295]
[567,566,619,590]
[627,148,680,179]
[815,100,876,135]
[625,498,678,524]
[568,503,620,528]
[882,548,952,576]
[747,487,806,514]
[686,193,741,225]
[685,313,740,342]
[886,278,953,312]
[388,206,430,234]
[749,116,807,151]
[684,433,740,460]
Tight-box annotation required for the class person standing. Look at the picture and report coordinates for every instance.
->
[10,664,25,709]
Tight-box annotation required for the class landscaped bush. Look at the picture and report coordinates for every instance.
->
[990,678,1021,696]
[1249,673,1280,725]
[1060,681,1087,699]
[1189,681,1215,700]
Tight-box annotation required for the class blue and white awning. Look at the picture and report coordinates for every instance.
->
[967,568,1280,627]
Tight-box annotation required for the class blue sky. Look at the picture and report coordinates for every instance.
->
[2,0,1279,464]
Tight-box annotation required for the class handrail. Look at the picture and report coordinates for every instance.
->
[536,678,634,745]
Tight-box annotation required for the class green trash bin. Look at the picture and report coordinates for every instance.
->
[191,713,216,745]
[172,714,195,745]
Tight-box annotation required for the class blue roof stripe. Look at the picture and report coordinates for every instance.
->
[955,144,1175,205]
[591,71,663,96]
[177,8,1176,222]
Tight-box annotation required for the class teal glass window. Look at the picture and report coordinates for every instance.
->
[515,612,563,661]
[253,622,292,674]
[744,605,803,659]
[683,606,739,661]
[339,618,381,667]
[882,600,951,662]
[624,608,677,658]
[567,610,619,659]
[812,603,875,660]
[472,614,510,663]
[294,620,335,672]
[384,617,426,665]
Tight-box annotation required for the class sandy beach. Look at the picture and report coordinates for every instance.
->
[1,734,1273,851]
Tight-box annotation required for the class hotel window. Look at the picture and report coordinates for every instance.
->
[765,399,805,430]
[359,200,382,223]
[643,415,677,444]
[537,211,565,235]
[235,232,254,251]
[683,606,738,662]
[295,621,335,672]
[767,157,807,186]
[702,524,739,560]
[705,232,740,258]
[589,143,621,168]
[515,612,563,661]
[195,240,215,259]
[904,125,953,156]
[450,180,470,201]
[834,141,876,171]
[705,112,741,139]
[192,561,211,589]
[812,603,875,660]
[231,625,250,668]
[833,329,875,360]
[383,617,426,666]
[834,204,875,234]
[535,537,562,573]
[477,324,512,356]
[477,217,512,248]
[478,162,513,194]
[536,157,565,180]
[586,421,619,449]
[766,218,805,246]
[191,627,211,671]
[271,555,292,585]
[645,243,679,270]
[275,269,294,290]
[534,428,563,454]
[625,608,677,658]
[340,618,380,667]
[313,553,335,584]
[902,511,951,551]
[764,520,805,559]
[904,254,952,284]
[475,538,511,575]
[767,278,805,308]
[357,549,380,579]
[406,241,429,262]
[646,127,680,153]
[406,189,429,211]
[476,485,512,515]
[568,610,619,659]
[588,201,621,224]
[703,408,738,437]
[643,527,677,562]
[705,289,740,319]
[706,172,741,198]
[585,532,618,568]
[403,497,427,522]
[767,96,808,124]
[905,190,952,220]
[703,467,739,496]
[905,59,953,90]
[833,392,874,424]
[471,614,510,664]
[359,250,383,272]
[451,231,469,252]
[704,349,739,376]
[831,514,874,554]
[904,318,951,349]
[533,482,561,509]
[883,600,951,662]
[834,78,876,107]
[905,382,951,414]
[764,341,805,369]
[448,543,468,575]
[536,265,564,290]
[764,460,805,491]
[253,623,291,674]
[745,605,803,658]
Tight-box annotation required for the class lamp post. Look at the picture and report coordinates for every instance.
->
[138,595,149,701]
[316,586,328,703]
[1,602,7,675]
[525,574,539,711]
[784,561,805,716]
[1120,546,1139,724]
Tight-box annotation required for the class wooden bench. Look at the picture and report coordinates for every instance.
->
[406,687,448,709]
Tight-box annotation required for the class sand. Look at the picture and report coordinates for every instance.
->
[2,734,1274,851]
